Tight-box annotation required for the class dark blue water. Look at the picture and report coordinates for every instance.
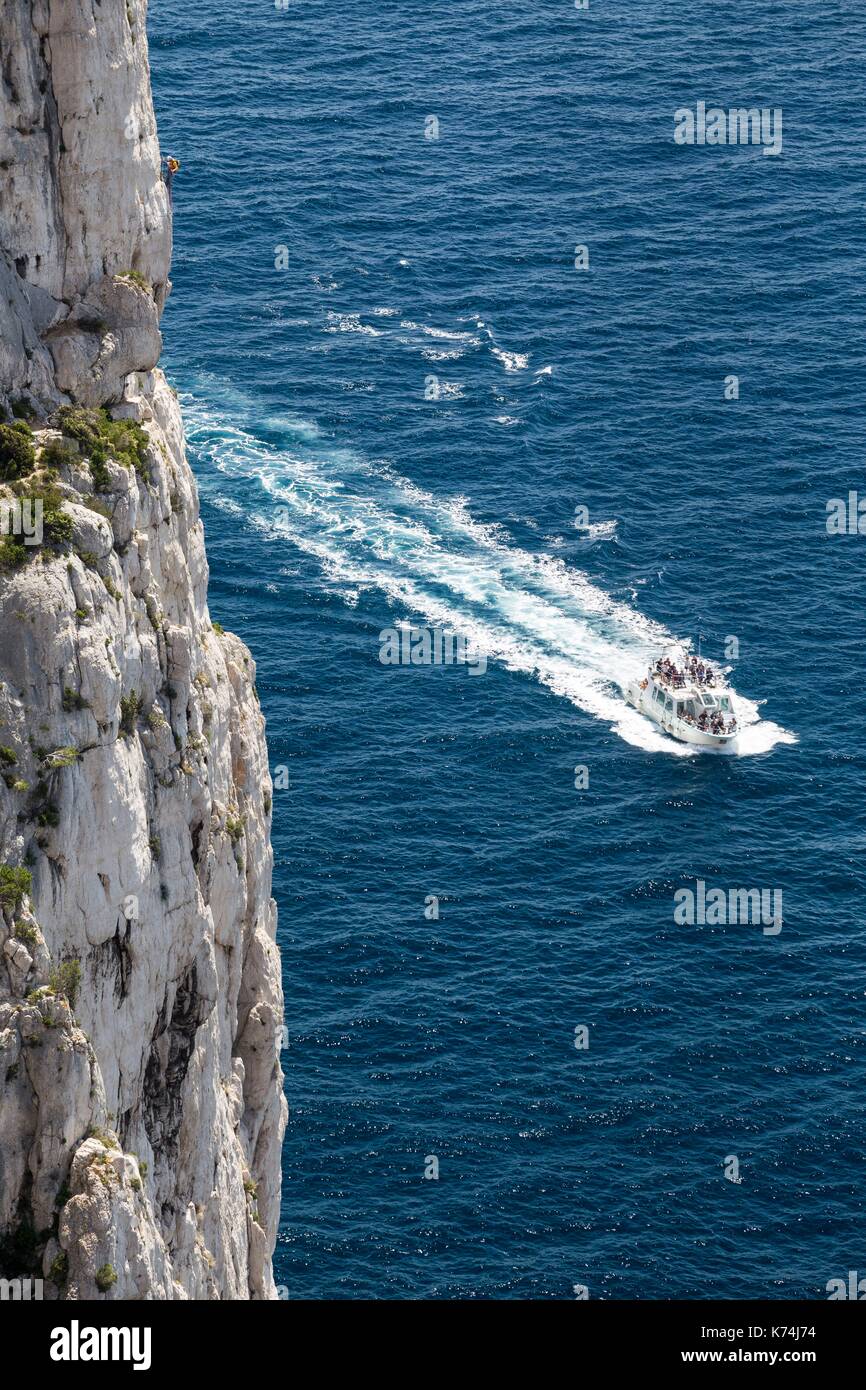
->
[149,0,865,1298]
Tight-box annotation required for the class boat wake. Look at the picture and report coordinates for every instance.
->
[180,385,796,758]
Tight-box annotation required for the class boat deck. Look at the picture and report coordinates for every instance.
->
[652,674,723,698]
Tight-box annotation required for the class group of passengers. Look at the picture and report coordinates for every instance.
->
[655,654,717,690]
[699,709,736,735]
[679,707,736,735]
[686,655,717,688]
[651,653,736,735]
[655,656,687,688]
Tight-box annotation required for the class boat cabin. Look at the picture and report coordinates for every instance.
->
[647,677,734,727]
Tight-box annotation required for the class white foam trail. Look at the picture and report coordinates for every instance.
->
[324,311,384,337]
[467,317,532,371]
[575,518,619,541]
[421,347,466,362]
[490,346,530,371]
[181,392,796,758]
[399,320,479,343]
[333,312,530,374]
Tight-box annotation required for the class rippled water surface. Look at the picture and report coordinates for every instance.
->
[150,0,866,1297]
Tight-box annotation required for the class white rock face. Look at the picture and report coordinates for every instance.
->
[0,1,286,1299]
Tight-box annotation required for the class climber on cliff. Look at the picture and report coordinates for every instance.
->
[162,156,181,208]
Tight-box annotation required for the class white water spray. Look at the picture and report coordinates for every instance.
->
[181,389,796,758]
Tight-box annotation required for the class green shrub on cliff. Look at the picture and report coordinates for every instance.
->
[48,959,81,1008]
[0,475,71,563]
[62,686,89,712]
[42,505,73,549]
[0,536,28,571]
[116,269,151,293]
[43,746,79,770]
[0,864,32,912]
[54,407,104,453]
[0,422,36,481]
[40,438,79,470]
[54,407,149,486]
[119,689,143,735]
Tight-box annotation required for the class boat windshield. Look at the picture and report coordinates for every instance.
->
[699,694,716,707]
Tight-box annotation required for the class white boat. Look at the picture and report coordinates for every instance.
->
[626,649,739,748]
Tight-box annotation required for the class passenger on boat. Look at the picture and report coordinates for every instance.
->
[657,656,703,691]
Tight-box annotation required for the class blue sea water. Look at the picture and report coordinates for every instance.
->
[148,0,865,1298]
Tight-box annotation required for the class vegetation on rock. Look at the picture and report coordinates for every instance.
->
[0,421,36,481]
[0,864,32,912]
[54,406,150,486]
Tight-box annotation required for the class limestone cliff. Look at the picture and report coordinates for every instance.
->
[0,1,286,1298]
